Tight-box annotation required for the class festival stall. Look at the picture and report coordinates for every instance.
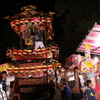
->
[3,5,60,100]
[76,22,100,100]
[65,54,81,67]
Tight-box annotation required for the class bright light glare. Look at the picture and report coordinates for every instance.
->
[94,57,98,62]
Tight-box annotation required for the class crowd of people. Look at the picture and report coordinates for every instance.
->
[0,61,98,100]
[56,61,97,100]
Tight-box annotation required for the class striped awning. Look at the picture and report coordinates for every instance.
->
[77,22,100,55]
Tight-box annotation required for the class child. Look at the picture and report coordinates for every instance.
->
[60,78,72,100]
[86,80,95,100]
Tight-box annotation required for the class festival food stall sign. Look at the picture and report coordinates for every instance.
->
[78,43,98,73]
[79,58,97,73]
[85,44,91,60]
[80,44,92,73]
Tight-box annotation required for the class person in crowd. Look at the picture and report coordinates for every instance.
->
[82,73,88,86]
[57,67,66,87]
[0,74,7,100]
[86,79,95,100]
[56,67,60,80]
[34,25,45,49]
[74,67,85,100]
[60,78,72,100]
[1,71,15,99]
[82,73,88,100]
[55,67,60,87]
[57,67,66,100]
[79,72,85,100]
[63,61,81,100]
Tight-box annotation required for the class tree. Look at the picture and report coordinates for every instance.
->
[54,0,100,64]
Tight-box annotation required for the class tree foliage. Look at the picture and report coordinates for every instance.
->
[54,0,100,64]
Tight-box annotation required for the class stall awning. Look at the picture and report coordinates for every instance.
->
[77,22,100,55]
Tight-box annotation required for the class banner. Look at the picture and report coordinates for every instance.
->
[0,63,9,72]
[85,44,91,61]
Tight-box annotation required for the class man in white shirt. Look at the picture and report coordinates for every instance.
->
[0,84,7,100]
[1,71,15,98]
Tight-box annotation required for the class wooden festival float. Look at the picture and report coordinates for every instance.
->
[4,5,60,100]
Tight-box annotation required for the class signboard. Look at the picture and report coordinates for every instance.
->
[85,44,91,61]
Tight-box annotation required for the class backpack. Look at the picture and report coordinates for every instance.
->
[64,69,76,89]
[68,80,75,89]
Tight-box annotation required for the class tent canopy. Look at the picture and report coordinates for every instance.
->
[77,22,100,55]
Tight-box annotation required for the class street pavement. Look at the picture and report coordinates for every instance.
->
[9,88,62,100]
[52,88,62,100]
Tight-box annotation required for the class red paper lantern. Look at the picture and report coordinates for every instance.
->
[10,21,15,27]
[46,18,51,22]
[47,65,53,70]
[14,20,19,25]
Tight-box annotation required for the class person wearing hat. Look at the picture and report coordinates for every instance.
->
[63,61,81,100]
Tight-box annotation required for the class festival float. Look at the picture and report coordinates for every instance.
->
[3,5,60,100]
